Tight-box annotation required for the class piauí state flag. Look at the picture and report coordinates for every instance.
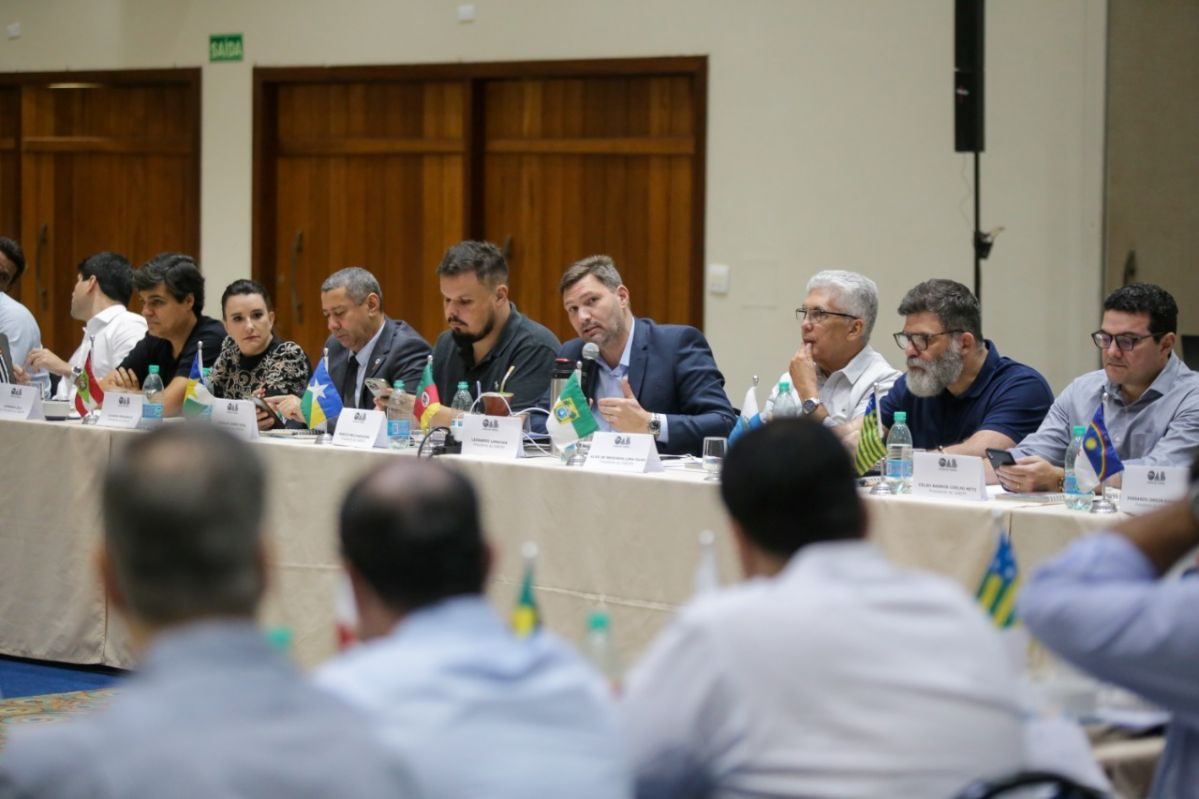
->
[412,357,442,431]
[301,357,344,430]
[511,544,541,639]
[182,351,214,417]
[73,351,104,417]
[729,382,765,446]
[547,371,599,449]
[975,530,1020,629]
[854,393,888,476]
[1075,402,1124,492]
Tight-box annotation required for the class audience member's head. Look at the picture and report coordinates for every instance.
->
[102,425,266,631]
[134,252,205,322]
[339,459,488,637]
[0,236,26,292]
[720,418,866,575]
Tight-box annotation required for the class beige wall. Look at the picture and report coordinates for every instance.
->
[0,0,1106,395]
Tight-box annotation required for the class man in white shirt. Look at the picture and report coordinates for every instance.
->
[621,419,1025,799]
[764,270,899,431]
[0,236,50,394]
[25,251,147,402]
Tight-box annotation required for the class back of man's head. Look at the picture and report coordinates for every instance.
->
[79,251,135,307]
[103,425,266,627]
[720,419,866,559]
[340,459,487,613]
[0,237,26,284]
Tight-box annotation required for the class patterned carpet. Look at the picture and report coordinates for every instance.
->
[0,689,118,747]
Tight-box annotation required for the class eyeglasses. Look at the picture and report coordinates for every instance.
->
[893,330,961,353]
[1091,330,1156,352]
[796,306,858,324]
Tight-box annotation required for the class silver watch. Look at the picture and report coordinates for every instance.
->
[801,397,822,415]
[647,413,663,439]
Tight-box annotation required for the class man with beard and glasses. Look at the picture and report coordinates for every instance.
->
[426,240,559,424]
[862,278,1052,456]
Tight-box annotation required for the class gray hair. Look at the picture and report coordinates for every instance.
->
[897,278,982,340]
[806,270,881,339]
[321,266,383,307]
[102,425,266,626]
[559,254,623,294]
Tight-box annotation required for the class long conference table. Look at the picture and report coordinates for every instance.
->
[0,417,1123,671]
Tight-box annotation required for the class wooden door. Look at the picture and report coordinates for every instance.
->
[481,73,704,343]
[0,88,19,300]
[16,74,200,360]
[260,79,467,361]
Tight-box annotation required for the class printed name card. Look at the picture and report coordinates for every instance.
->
[911,452,987,501]
[331,408,388,449]
[584,432,664,474]
[97,392,144,428]
[0,383,45,421]
[1119,465,1188,515]
[459,413,523,459]
[210,399,260,441]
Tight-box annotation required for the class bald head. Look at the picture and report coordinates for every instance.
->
[339,460,488,613]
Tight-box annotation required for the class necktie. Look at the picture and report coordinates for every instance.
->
[341,355,360,409]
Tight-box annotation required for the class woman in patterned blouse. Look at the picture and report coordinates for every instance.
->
[208,279,310,429]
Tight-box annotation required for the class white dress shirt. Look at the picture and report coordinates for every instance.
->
[764,344,900,426]
[53,304,147,400]
[621,541,1025,799]
[0,292,50,394]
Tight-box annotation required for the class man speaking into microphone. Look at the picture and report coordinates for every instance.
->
[546,255,735,457]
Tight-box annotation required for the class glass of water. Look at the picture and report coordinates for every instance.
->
[702,436,727,481]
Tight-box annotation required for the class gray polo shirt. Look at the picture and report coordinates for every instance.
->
[1010,353,1199,467]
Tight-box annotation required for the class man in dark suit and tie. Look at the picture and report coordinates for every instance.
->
[269,267,431,421]
[550,255,735,457]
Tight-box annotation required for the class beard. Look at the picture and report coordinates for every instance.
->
[906,340,964,397]
[449,309,497,348]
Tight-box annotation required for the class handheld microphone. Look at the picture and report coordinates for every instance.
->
[580,342,600,402]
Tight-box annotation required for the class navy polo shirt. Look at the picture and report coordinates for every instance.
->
[879,340,1053,450]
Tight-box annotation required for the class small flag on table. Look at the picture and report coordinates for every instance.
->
[301,356,343,430]
[73,351,104,417]
[512,542,541,638]
[182,342,214,417]
[1074,401,1124,492]
[413,355,442,431]
[854,392,887,476]
[729,379,765,446]
[976,521,1020,629]
[547,371,599,450]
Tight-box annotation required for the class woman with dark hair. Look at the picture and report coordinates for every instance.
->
[208,279,310,429]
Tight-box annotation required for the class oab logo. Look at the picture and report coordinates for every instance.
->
[226,402,238,412]
[9,386,21,397]
[1147,470,1168,483]
[353,412,367,423]
[482,418,499,430]
[614,435,632,447]
[938,456,958,469]
[118,395,131,407]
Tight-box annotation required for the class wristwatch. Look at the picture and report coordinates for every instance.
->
[647,413,663,439]
[801,397,822,415]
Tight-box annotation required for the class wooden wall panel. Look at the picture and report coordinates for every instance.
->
[0,88,21,305]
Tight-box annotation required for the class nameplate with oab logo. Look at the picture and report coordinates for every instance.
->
[0,383,44,421]
[97,392,143,429]
[331,408,388,449]
[584,432,664,473]
[460,413,523,460]
[911,452,987,501]
[1119,465,1188,515]
[210,399,260,441]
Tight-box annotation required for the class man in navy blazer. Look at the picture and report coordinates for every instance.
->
[550,255,735,457]
[269,267,431,421]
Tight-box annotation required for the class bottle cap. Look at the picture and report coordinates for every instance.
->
[458,381,469,390]
[587,609,611,632]
[148,365,160,374]
[778,381,791,392]
[1072,425,1086,436]
[894,411,907,423]
[264,626,293,652]
[393,380,405,390]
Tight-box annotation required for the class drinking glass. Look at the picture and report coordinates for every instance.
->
[702,436,727,481]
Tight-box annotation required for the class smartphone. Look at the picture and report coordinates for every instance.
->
[364,377,392,398]
[985,447,1016,471]
[253,396,284,423]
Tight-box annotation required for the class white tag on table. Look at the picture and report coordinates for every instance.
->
[911,452,987,501]
[210,399,260,441]
[331,408,388,449]
[460,414,523,459]
[584,431,664,473]
[0,383,45,420]
[1119,465,1188,515]
[97,392,144,428]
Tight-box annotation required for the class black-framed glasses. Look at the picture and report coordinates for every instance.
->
[893,330,961,353]
[796,306,858,324]
[1091,330,1156,352]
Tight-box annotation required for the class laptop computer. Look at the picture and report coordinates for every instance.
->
[0,333,14,384]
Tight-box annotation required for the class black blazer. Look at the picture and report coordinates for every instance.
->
[324,317,432,409]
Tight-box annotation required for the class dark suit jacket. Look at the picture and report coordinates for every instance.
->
[325,317,432,409]
[552,317,736,457]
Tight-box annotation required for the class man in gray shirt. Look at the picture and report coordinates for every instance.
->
[998,283,1199,492]
[0,425,420,799]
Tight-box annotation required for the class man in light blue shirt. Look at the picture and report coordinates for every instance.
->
[314,458,631,799]
[0,236,50,394]
[1000,283,1199,492]
[1019,458,1199,799]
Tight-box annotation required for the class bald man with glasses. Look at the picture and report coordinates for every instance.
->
[850,278,1052,457]
[997,283,1199,492]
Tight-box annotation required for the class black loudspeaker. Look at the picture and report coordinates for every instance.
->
[954,0,985,152]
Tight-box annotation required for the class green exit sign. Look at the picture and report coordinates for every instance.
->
[209,34,244,62]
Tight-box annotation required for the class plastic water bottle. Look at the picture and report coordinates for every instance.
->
[386,380,412,449]
[141,365,165,427]
[583,609,622,693]
[450,381,473,440]
[885,410,914,493]
[772,380,800,419]
[1063,425,1092,511]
